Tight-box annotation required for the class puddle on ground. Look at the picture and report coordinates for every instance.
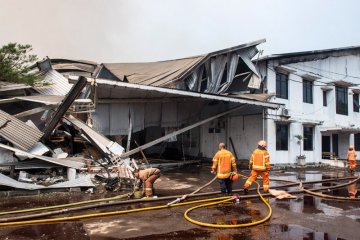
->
[0,168,358,239]
[121,224,344,240]
[0,222,89,240]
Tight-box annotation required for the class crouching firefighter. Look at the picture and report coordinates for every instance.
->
[211,143,237,195]
[134,168,161,198]
[244,140,270,194]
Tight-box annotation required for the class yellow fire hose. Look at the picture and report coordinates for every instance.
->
[0,172,272,228]
[0,172,358,228]
[0,192,132,216]
[184,178,272,228]
[0,196,232,227]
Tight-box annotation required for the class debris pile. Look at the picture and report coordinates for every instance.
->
[0,76,136,194]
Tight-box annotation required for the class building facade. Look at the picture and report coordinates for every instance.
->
[257,47,360,164]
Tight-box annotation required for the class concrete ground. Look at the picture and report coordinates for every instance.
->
[0,165,359,240]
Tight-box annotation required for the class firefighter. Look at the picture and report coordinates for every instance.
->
[347,145,357,173]
[244,140,270,194]
[211,143,237,195]
[134,168,161,198]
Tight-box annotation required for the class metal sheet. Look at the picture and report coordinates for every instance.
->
[33,69,73,95]
[0,173,94,190]
[0,95,64,105]
[0,110,43,151]
[101,39,266,89]
[0,81,31,92]
[0,143,85,169]
[95,78,280,109]
[66,115,124,156]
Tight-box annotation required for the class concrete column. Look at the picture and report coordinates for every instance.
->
[349,133,355,145]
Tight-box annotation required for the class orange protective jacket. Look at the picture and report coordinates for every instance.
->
[250,148,270,171]
[212,149,237,179]
[347,150,357,161]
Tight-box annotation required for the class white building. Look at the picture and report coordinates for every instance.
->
[257,46,360,164]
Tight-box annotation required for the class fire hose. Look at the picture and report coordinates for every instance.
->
[0,173,358,227]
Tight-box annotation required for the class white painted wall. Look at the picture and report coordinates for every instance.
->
[229,115,263,160]
[261,51,360,164]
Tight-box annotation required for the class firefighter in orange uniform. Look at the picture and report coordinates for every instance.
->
[347,145,357,173]
[244,140,270,194]
[211,143,237,195]
[134,168,161,198]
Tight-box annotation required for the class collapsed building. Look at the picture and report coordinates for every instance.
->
[0,39,281,192]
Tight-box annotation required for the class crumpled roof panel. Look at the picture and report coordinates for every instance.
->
[0,110,43,151]
[103,55,206,87]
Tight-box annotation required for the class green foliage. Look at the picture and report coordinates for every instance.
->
[0,43,38,85]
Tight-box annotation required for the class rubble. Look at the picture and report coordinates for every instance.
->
[0,41,282,195]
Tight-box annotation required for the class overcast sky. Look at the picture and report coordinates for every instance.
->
[0,0,359,63]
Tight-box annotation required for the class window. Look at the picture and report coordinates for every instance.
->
[336,86,348,115]
[323,91,327,107]
[303,80,313,104]
[355,133,360,151]
[276,73,288,99]
[353,93,359,112]
[303,126,314,151]
[276,124,289,150]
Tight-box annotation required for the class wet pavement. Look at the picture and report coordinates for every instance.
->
[0,166,359,239]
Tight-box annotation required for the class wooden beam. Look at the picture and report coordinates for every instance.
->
[118,105,246,160]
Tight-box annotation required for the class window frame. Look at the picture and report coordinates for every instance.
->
[335,86,348,115]
[276,124,289,150]
[303,79,313,104]
[355,133,360,151]
[353,92,359,112]
[322,91,327,107]
[276,73,289,99]
[303,126,314,151]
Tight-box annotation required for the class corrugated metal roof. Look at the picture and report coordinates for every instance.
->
[33,69,73,95]
[257,45,360,61]
[0,110,43,151]
[0,81,31,92]
[102,39,266,88]
[103,55,206,87]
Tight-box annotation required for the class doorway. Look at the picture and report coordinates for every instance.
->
[332,134,339,158]
[322,136,331,159]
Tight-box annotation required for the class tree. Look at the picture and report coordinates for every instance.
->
[0,43,38,85]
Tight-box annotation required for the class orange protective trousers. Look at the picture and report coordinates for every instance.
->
[144,174,160,197]
[349,160,357,171]
[244,170,269,192]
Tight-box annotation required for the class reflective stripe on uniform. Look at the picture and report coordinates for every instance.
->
[217,172,231,178]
